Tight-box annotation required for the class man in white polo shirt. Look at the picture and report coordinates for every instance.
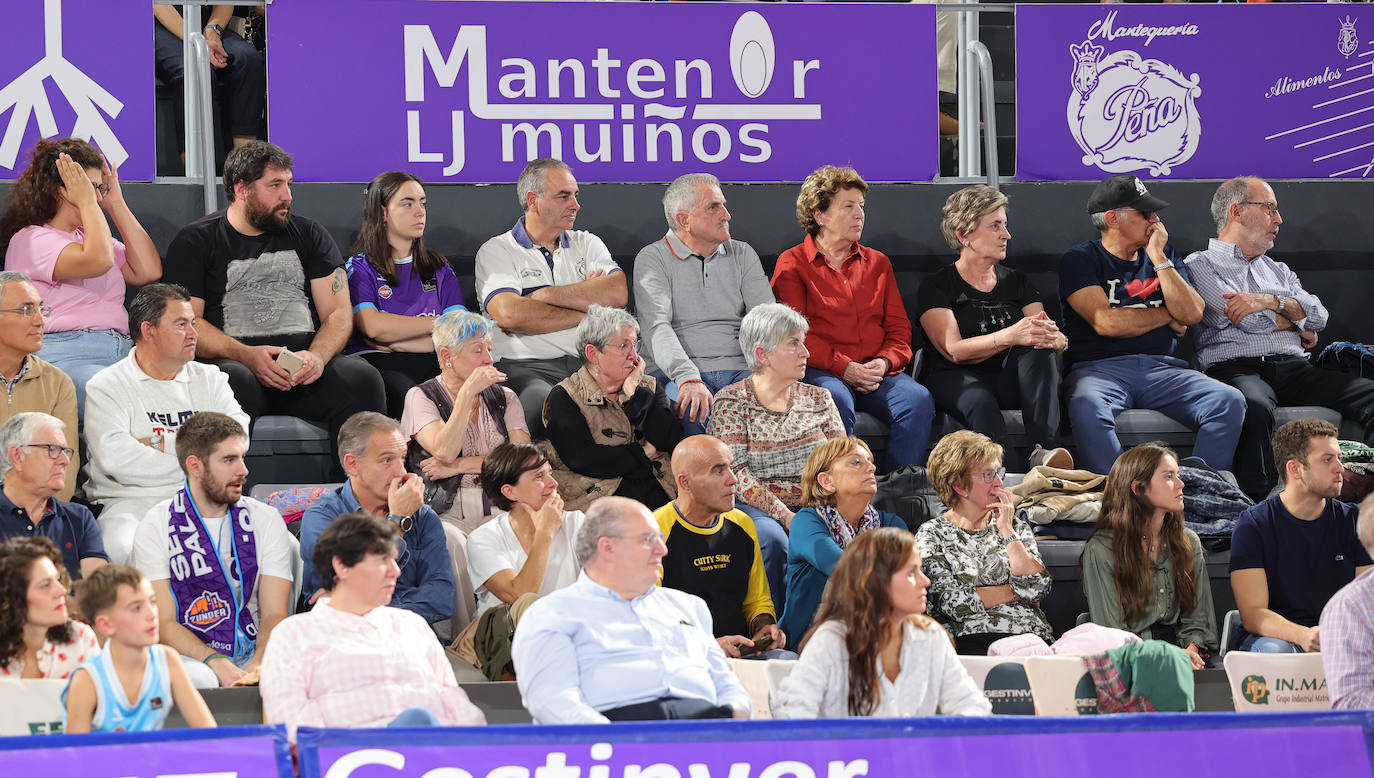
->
[476,158,627,432]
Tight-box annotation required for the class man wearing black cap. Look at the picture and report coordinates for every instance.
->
[1058,174,1245,475]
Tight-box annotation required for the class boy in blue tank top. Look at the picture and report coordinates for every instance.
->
[63,565,216,733]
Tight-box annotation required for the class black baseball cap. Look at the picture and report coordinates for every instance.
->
[1086,174,1170,214]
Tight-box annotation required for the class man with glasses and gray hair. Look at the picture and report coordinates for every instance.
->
[632,173,774,436]
[512,495,750,723]
[0,411,106,583]
[1186,177,1374,500]
[476,158,627,433]
[0,271,79,500]
[1058,175,1244,476]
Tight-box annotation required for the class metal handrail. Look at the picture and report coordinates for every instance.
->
[189,33,217,213]
[163,0,270,212]
[968,40,1000,190]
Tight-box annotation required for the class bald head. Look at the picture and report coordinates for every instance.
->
[671,434,728,478]
[671,435,738,519]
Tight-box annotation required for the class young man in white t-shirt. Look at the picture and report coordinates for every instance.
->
[131,412,293,689]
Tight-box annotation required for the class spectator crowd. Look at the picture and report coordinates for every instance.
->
[1,136,1373,735]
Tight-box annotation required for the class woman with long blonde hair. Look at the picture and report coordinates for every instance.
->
[776,527,989,718]
[1081,443,1217,668]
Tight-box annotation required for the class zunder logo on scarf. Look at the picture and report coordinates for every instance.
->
[182,591,232,634]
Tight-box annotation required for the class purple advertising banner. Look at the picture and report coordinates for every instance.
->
[302,723,1373,778]
[0,0,155,180]
[0,729,290,776]
[267,0,936,183]
[1017,5,1374,180]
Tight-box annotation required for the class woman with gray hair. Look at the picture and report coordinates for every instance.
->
[772,165,933,472]
[915,184,1065,471]
[402,309,530,535]
[543,305,682,512]
[706,303,844,611]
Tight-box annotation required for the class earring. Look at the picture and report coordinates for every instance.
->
[444,362,452,368]
[962,240,969,247]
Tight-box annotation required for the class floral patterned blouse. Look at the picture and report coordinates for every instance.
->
[914,514,1054,643]
[0,620,100,679]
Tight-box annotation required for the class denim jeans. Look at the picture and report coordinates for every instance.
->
[387,706,441,727]
[734,500,789,617]
[1239,634,1302,654]
[37,328,132,420]
[1065,354,1245,475]
[661,369,752,436]
[803,368,935,471]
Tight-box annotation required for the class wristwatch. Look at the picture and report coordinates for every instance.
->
[1152,259,1174,272]
[204,23,224,36]
[1274,294,1288,313]
[1001,533,1018,546]
[387,513,414,533]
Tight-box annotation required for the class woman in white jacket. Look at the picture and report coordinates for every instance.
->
[776,527,991,718]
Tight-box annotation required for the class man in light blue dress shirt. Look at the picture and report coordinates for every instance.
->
[1185,177,1374,499]
[512,496,752,723]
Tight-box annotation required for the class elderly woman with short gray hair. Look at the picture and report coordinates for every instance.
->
[402,309,530,535]
[543,305,682,512]
[706,303,844,611]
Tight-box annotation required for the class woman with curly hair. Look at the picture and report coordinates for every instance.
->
[776,527,989,718]
[771,165,933,471]
[1082,443,1217,668]
[0,536,100,679]
[0,138,161,413]
[346,171,466,417]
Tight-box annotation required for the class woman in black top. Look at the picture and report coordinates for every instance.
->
[916,185,1066,471]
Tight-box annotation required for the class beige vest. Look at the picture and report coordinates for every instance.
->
[541,366,677,512]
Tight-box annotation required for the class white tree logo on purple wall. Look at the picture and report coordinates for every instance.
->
[0,0,127,170]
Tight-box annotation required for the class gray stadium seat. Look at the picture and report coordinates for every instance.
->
[245,416,332,488]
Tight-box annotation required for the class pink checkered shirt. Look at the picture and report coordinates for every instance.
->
[260,601,485,737]
[1321,569,1374,710]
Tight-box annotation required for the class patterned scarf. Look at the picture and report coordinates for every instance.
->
[816,504,882,548]
[165,484,259,662]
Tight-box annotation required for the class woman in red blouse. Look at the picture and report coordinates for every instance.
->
[771,166,934,471]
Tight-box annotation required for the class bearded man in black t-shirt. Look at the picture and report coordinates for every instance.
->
[163,142,384,470]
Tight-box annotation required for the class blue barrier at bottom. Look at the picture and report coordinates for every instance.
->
[297,713,1374,778]
[0,724,291,776]
[1,713,1372,778]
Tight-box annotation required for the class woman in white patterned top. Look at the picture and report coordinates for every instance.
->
[776,527,989,718]
[916,430,1053,654]
[0,537,99,680]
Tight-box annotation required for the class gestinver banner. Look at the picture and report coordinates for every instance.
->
[1017,4,1374,180]
[266,0,937,183]
[297,714,1374,778]
[0,0,154,180]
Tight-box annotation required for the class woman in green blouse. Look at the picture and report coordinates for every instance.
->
[1081,443,1217,668]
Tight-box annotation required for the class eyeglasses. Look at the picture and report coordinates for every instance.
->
[605,339,641,355]
[1116,207,1157,220]
[0,303,52,319]
[1241,201,1280,217]
[21,444,74,460]
[968,467,1006,484]
[612,531,665,548]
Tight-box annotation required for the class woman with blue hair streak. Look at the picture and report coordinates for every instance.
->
[402,309,531,635]
[402,309,531,534]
